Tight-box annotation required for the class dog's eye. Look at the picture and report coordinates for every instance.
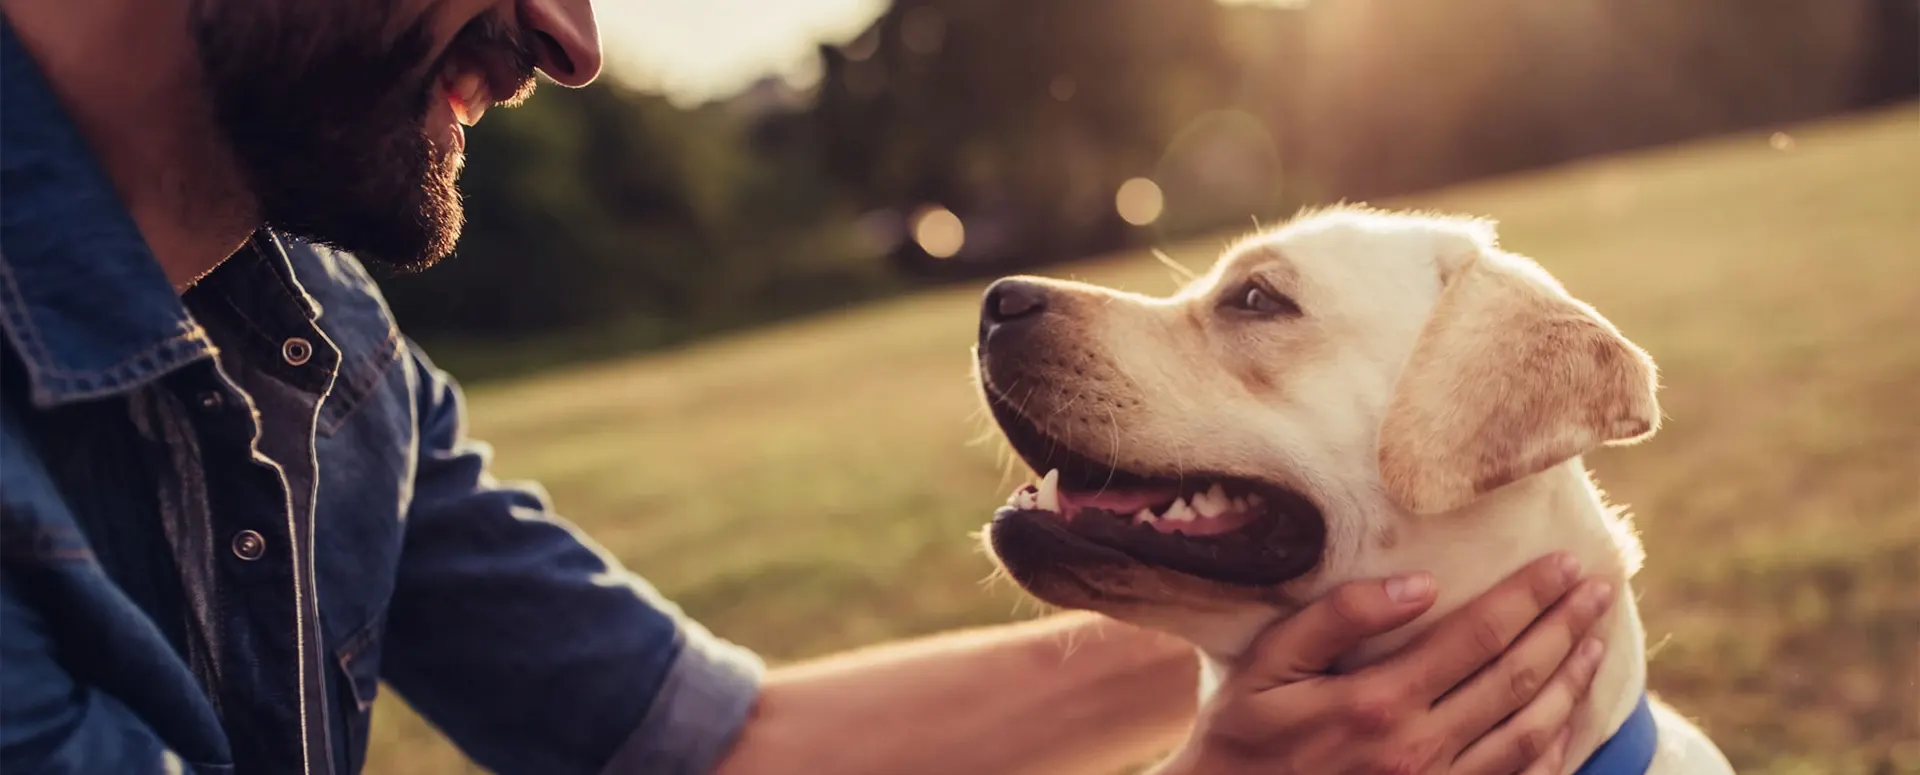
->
[1226,282,1301,317]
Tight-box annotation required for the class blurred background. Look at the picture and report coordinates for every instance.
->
[367,1,1920,773]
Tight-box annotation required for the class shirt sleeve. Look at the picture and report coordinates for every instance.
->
[378,342,764,775]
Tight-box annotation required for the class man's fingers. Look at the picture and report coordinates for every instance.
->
[1447,635,1606,774]
[1509,727,1571,775]
[1517,731,1572,775]
[1435,579,1614,734]
[1240,572,1437,689]
[1380,553,1583,702]
[1455,724,1570,775]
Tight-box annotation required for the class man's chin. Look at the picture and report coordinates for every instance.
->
[262,165,463,272]
[273,213,458,273]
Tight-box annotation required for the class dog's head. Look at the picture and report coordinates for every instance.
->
[975,207,1660,658]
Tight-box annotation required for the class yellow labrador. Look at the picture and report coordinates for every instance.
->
[973,207,1733,774]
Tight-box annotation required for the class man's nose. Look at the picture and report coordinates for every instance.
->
[521,0,602,86]
[980,278,1050,340]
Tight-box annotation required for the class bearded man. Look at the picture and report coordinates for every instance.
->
[0,2,1611,773]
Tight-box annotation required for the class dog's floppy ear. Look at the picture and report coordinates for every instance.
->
[1377,239,1660,515]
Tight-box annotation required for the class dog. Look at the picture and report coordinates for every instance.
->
[972,207,1734,774]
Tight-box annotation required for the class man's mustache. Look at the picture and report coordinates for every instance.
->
[439,14,541,108]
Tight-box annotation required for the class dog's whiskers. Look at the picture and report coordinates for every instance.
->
[995,440,1019,491]
[1098,406,1123,497]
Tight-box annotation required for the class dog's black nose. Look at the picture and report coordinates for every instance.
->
[982,278,1048,326]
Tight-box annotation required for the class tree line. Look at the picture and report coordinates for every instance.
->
[377,0,1918,378]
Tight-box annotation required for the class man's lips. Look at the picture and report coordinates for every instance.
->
[433,18,540,129]
[441,67,491,127]
[438,51,530,128]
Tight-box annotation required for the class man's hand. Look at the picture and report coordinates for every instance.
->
[1159,553,1615,775]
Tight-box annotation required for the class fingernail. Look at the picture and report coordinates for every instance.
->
[1557,552,1582,584]
[1579,637,1606,664]
[1586,581,1615,608]
[1387,572,1432,603]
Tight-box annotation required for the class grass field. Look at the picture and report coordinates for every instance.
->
[366,104,1920,774]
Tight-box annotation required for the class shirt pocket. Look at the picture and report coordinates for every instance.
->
[311,323,412,676]
[332,612,386,774]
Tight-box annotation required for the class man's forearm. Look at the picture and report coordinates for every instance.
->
[712,612,1199,775]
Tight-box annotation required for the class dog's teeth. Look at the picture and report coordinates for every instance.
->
[1165,498,1197,522]
[1036,469,1061,513]
[1229,496,1247,513]
[1193,485,1229,517]
[1134,508,1157,525]
[1246,493,1265,508]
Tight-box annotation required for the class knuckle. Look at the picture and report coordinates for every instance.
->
[1472,616,1510,655]
[1507,663,1545,703]
[1364,736,1443,775]
[1343,686,1408,735]
[1513,725,1555,764]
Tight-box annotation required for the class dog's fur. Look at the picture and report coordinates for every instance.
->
[975,207,1733,773]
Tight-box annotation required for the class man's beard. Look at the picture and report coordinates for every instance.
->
[191,3,536,271]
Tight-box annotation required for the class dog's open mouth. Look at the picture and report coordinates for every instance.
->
[985,390,1325,587]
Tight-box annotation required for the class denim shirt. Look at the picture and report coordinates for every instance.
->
[0,21,762,775]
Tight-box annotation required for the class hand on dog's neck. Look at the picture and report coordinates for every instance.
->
[1200,460,1648,774]
[1486,462,1649,772]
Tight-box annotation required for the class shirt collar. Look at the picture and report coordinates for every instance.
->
[0,17,216,407]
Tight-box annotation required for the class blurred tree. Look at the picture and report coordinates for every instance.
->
[372,0,1915,377]
[379,80,885,349]
[812,0,1247,277]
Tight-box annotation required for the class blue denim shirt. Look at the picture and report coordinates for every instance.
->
[0,21,762,775]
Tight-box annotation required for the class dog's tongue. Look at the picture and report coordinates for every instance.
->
[1060,486,1182,516]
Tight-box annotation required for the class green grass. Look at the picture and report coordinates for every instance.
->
[366,104,1920,774]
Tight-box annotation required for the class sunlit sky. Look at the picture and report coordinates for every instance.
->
[598,0,1299,106]
[597,0,888,105]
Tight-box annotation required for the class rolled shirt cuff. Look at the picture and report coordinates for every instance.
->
[599,623,765,775]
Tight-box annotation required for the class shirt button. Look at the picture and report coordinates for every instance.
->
[231,530,266,561]
[281,337,313,366]
[196,391,225,411]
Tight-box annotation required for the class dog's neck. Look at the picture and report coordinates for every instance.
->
[1454,463,1649,772]
[1199,460,1649,774]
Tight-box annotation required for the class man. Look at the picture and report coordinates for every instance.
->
[0,1,1614,773]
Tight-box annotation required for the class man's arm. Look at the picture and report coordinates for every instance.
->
[390,340,1195,775]
[716,558,1611,775]
[715,612,1199,775]
[380,344,763,775]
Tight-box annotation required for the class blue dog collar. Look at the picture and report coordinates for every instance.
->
[1574,693,1658,775]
